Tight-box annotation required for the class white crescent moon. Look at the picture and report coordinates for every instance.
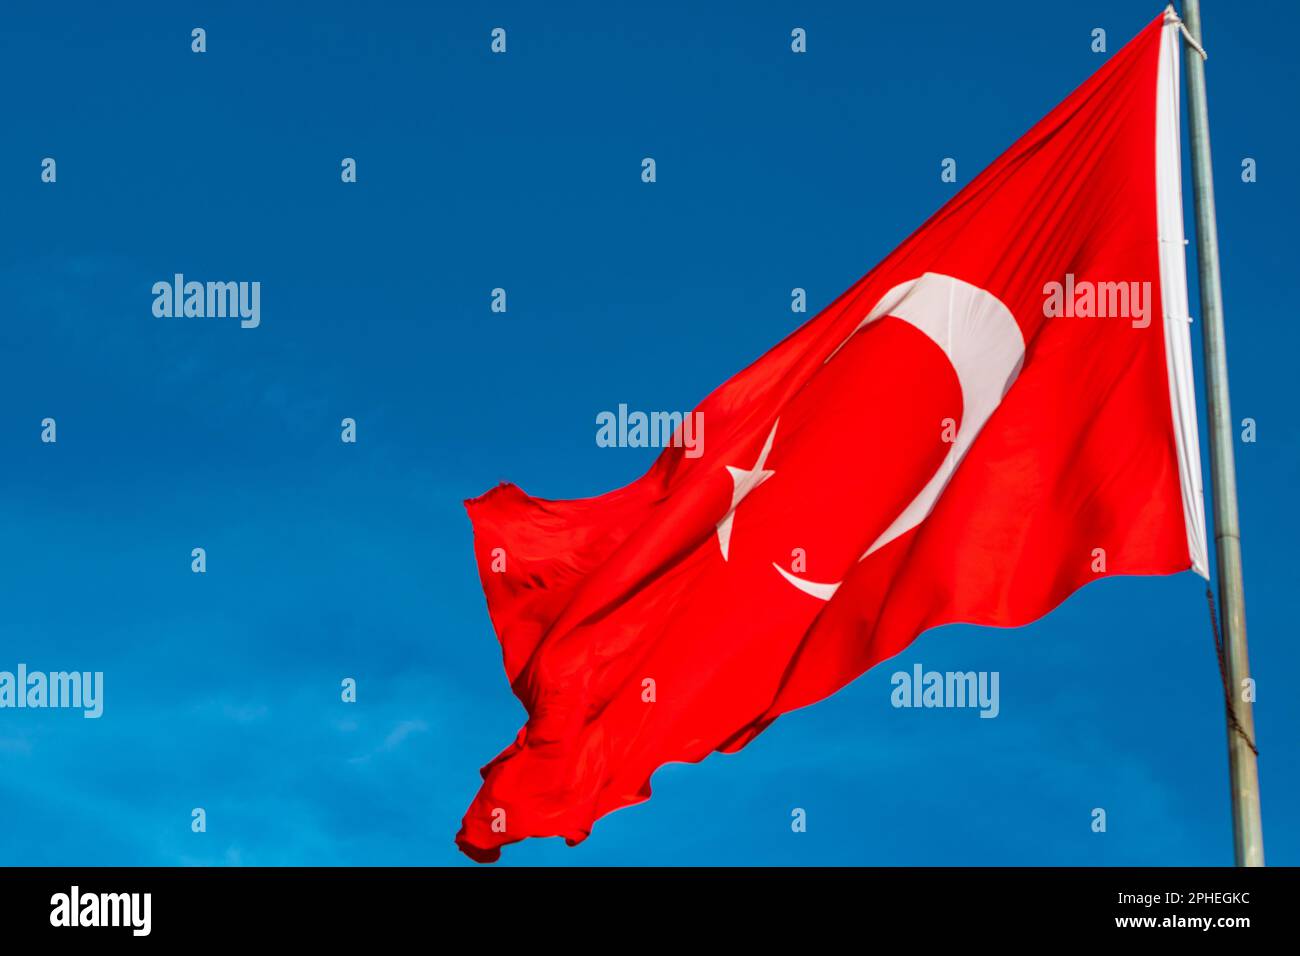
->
[775,272,1026,600]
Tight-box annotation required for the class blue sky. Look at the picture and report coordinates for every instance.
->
[0,0,1294,866]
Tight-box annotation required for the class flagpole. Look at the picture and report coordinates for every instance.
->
[1179,0,1264,866]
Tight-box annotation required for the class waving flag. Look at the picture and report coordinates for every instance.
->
[456,11,1206,862]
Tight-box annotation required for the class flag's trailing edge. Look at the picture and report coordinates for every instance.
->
[1157,8,1210,578]
[456,12,1212,863]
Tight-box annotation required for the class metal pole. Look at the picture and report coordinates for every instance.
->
[1180,0,1264,866]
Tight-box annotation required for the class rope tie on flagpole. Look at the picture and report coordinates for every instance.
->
[1165,7,1208,60]
[1206,585,1257,755]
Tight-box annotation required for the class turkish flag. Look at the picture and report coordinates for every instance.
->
[456,12,1206,862]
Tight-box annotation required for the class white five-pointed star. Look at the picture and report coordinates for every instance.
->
[715,419,779,561]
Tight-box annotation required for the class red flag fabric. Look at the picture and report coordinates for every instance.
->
[456,11,1206,862]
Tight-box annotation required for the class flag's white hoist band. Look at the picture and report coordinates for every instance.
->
[1157,9,1209,578]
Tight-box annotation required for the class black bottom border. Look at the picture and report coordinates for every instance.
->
[1,866,1289,941]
